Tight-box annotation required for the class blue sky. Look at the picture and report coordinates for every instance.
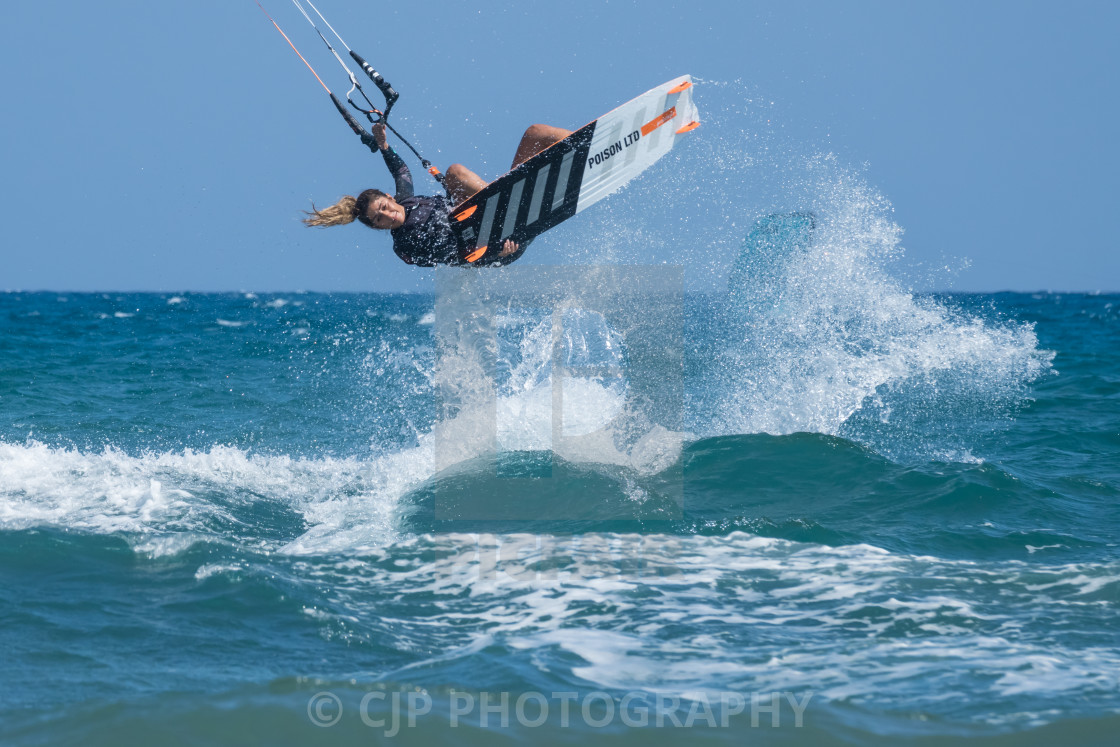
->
[2,1,1116,292]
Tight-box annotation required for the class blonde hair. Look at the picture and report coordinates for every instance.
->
[302,189,389,228]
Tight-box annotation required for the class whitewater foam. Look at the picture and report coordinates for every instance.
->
[291,530,1120,723]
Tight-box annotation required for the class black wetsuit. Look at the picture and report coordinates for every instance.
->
[380,147,465,266]
[380,146,527,266]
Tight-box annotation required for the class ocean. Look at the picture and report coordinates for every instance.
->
[2,213,1118,743]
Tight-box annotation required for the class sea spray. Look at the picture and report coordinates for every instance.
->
[709,157,1052,459]
[525,81,1053,462]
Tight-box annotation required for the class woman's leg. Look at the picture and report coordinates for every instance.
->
[444,163,489,205]
[511,124,573,169]
[444,124,572,205]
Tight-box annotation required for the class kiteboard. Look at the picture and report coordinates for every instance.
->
[450,75,700,266]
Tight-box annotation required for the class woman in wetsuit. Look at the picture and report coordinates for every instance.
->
[303,123,571,266]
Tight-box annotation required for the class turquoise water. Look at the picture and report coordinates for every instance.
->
[4,37,1117,738]
[2,282,1116,745]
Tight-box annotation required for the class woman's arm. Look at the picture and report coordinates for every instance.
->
[372,123,414,201]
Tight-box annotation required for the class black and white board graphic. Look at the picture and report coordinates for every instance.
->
[450,75,700,265]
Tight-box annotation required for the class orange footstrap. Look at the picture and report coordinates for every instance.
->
[641,107,677,136]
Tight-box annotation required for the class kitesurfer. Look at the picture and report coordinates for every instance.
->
[303,122,572,266]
